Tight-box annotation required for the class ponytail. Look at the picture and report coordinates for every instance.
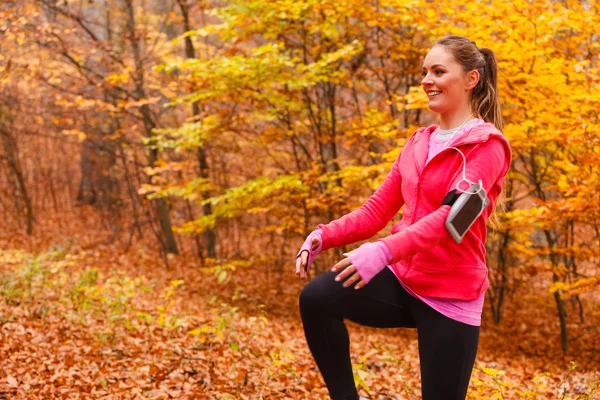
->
[472,48,503,132]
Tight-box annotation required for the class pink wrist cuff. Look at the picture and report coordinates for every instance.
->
[297,229,323,268]
[348,241,392,284]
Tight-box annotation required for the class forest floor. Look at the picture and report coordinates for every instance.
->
[1,209,599,399]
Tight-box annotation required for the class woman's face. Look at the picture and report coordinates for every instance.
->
[421,46,477,115]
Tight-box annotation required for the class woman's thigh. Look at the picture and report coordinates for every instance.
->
[300,267,417,329]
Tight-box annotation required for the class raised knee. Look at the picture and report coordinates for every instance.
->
[299,278,328,311]
[299,282,318,309]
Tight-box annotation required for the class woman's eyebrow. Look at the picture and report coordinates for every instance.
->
[422,64,447,69]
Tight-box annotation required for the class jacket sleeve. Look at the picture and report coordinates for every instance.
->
[379,137,510,263]
[317,154,405,251]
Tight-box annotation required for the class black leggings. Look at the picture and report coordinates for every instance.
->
[299,267,480,400]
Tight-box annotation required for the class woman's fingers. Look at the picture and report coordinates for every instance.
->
[296,251,366,287]
[295,255,302,275]
[353,279,366,290]
[295,235,321,280]
[342,271,362,288]
[331,257,351,273]
[300,257,308,279]
[295,251,305,273]
[333,261,355,281]
[331,259,366,289]
[295,250,309,280]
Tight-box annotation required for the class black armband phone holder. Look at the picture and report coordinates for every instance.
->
[444,183,490,243]
[441,189,460,207]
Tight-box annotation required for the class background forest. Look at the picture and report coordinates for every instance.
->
[0,0,599,398]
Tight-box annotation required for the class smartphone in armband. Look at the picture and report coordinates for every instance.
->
[445,183,490,244]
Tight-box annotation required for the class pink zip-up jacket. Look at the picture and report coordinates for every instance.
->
[316,122,512,300]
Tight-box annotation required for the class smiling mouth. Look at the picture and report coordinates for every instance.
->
[427,91,442,98]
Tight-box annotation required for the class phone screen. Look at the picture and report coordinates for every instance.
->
[451,193,484,237]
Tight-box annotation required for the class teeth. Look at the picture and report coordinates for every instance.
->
[428,91,441,97]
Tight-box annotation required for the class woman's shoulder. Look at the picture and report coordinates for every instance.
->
[469,122,512,168]
[469,120,505,138]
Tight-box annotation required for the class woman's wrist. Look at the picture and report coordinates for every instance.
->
[348,241,392,284]
[297,229,323,268]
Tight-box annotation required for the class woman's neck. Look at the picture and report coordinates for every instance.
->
[439,109,475,130]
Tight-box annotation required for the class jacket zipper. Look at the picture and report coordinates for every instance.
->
[406,180,421,272]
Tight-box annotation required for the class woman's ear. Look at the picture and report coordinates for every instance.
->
[466,70,480,91]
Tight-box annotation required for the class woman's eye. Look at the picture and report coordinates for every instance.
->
[422,70,444,77]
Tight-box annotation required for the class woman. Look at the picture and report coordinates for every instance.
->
[295,35,512,400]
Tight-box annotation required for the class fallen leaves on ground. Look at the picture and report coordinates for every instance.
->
[0,213,598,399]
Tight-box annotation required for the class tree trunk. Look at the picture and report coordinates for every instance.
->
[528,146,569,353]
[77,138,97,205]
[177,0,217,258]
[0,118,35,235]
[124,0,179,254]
[489,178,515,324]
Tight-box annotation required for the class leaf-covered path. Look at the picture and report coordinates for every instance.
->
[1,214,598,399]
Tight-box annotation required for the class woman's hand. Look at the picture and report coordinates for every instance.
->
[331,242,392,288]
[331,257,366,289]
[296,233,322,280]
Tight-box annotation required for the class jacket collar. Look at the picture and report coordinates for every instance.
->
[413,121,509,147]
[411,121,512,174]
